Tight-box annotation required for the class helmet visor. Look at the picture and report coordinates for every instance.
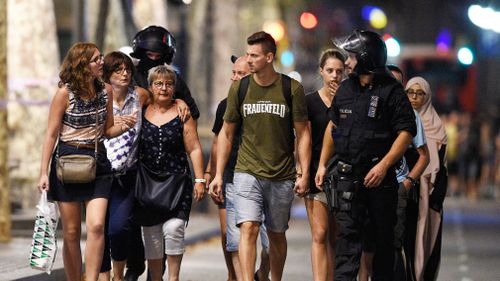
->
[333,31,364,54]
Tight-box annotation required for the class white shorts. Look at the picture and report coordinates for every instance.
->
[142,218,186,259]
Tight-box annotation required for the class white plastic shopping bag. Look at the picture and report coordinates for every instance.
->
[29,191,59,274]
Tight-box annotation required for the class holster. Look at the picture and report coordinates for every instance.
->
[323,161,338,215]
[334,160,360,212]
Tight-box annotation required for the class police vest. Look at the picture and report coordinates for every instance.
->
[332,76,401,167]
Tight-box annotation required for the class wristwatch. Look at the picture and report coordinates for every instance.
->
[195,178,207,183]
[405,176,417,188]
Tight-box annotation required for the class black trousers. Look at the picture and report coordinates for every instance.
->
[127,223,167,281]
[126,223,146,275]
[334,178,398,281]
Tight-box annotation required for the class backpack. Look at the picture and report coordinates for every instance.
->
[236,74,294,150]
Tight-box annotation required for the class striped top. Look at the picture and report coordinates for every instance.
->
[59,86,109,145]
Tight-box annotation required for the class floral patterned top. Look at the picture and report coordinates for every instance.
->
[139,116,189,174]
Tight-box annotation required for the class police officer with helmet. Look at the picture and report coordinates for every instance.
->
[316,30,416,281]
[130,25,199,118]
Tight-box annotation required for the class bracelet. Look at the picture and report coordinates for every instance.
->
[195,178,207,183]
[204,171,211,174]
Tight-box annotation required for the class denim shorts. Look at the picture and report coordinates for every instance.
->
[226,182,270,252]
[232,172,294,233]
[305,191,327,204]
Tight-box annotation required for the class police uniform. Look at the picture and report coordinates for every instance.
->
[329,74,416,281]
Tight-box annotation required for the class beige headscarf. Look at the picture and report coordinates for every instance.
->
[405,77,447,183]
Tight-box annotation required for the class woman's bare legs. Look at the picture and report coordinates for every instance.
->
[58,202,83,281]
[84,198,108,281]
[305,198,330,281]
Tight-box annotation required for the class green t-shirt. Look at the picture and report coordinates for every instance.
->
[223,74,308,180]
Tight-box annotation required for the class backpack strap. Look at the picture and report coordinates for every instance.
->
[280,74,295,151]
[281,74,292,109]
[237,75,251,112]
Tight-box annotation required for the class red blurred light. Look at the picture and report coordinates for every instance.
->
[300,12,318,29]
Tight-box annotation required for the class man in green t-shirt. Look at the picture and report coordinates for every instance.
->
[209,31,311,281]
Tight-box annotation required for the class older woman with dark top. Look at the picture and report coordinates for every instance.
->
[98,52,191,281]
[37,42,134,281]
[138,65,205,281]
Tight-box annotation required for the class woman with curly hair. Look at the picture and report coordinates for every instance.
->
[37,42,134,281]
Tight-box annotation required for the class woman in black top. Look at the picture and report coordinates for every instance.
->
[137,65,205,281]
[303,48,346,281]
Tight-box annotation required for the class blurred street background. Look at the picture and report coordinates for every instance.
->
[0,0,499,280]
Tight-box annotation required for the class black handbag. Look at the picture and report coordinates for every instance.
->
[133,163,190,226]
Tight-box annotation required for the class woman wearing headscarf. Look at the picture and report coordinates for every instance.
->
[405,77,448,281]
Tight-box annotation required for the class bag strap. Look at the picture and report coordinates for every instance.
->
[56,91,100,158]
[93,92,99,158]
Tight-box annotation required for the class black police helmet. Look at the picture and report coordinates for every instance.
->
[130,26,176,64]
[335,30,388,75]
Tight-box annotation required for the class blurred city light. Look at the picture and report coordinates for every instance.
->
[436,28,452,54]
[263,20,285,41]
[457,47,474,65]
[384,35,400,57]
[299,12,318,29]
[468,4,500,33]
[361,6,377,21]
[281,50,294,67]
[288,71,302,83]
[182,0,192,4]
[369,8,387,29]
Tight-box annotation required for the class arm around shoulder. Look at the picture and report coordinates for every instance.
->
[136,86,152,107]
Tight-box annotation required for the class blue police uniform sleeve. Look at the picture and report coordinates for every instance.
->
[175,76,200,120]
[389,85,416,137]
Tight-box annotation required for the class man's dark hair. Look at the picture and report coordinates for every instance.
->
[247,31,277,57]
